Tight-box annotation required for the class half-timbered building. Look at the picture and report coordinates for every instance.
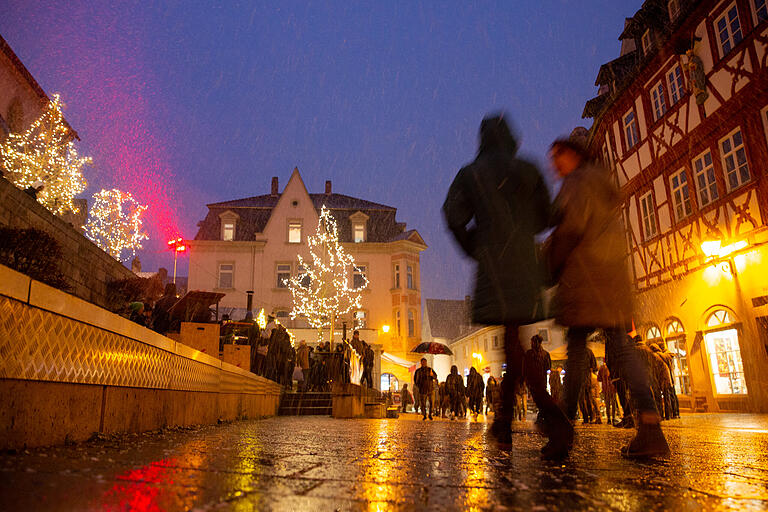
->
[582,0,768,412]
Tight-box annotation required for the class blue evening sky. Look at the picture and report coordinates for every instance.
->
[2,1,639,300]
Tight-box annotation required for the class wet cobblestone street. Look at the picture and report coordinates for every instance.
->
[1,413,767,511]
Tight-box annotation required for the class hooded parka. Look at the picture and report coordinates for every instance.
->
[443,116,551,324]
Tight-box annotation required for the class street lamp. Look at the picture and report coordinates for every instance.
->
[382,324,390,333]
[167,237,186,284]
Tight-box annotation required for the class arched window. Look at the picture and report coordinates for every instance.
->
[663,318,690,395]
[704,309,747,395]
[381,372,399,392]
[645,325,662,341]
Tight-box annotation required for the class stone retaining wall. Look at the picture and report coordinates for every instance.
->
[0,177,135,309]
[0,264,282,449]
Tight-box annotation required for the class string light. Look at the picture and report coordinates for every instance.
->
[256,308,267,329]
[0,94,90,215]
[288,205,369,339]
[84,188,149,262]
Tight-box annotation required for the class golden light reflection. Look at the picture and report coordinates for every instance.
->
[360,420,399,510]
[461,432,489,511]
[228,433,263,512]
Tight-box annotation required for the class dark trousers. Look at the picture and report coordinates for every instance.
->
[615,379,632,419]
[564,327,655,420]
[669,386,679,417]
[418,393,432,417]
[449,396,462,417]
[604,387,618,424]
[468,395,482,414]
[501,323,568,427]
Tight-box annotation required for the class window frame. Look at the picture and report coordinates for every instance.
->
[669,168,693,222]
[623,109,640,150]
[704,309,747,395]
[217,262,235,290]
[406,264,414,289]
[641,29,653,56]
[650,80,667,121]
[719,127,751,192]
[753,0,768,24]
[407,309,415,338]
[666,64,685,106]
[353,264,368,290]
[395,310,401,337]
[222,221,235,241]
[287,220,302,244]
[639,191,658,240]
[354,309,368,329]
[393,263,400,289]
[668,0,681,21]
[692,149,719,207]
[276,263,291,289]
[353,222,365,243]
[714,3,744,57]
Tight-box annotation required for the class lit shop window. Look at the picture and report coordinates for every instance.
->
[704,309,747,395]
[665,318,690,395]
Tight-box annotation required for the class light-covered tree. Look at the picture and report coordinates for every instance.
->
[0,94,90,215]
[84,188,148,262]
[288,206,368,343]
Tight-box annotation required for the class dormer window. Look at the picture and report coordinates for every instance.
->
[219,211,239,241]
[354,223,365,243]
[222,222,235,241]
[349,211,370,243]
[641,29,653,56]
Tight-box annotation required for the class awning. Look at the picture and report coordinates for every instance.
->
[381,352,417,369]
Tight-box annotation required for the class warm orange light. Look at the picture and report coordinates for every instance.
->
[701,240,721,258]
[381,325,390,333]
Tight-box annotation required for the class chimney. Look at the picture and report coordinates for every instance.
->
[325,180,332,195]
[271,176,279,197]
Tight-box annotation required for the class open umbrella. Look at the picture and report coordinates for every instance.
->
[410,342,453,356]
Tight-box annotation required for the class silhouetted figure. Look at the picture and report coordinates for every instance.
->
[546,137,669,458]
[414,358,436,420]
[443,114,570,449]
[523,334,552,425]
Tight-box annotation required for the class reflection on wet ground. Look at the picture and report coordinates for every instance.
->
[1,413,767,511]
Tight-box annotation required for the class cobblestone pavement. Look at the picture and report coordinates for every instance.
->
[1,413,768,511]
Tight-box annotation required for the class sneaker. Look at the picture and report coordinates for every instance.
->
[621,420,670,458]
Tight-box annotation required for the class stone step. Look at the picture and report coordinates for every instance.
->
[278,392,333,416]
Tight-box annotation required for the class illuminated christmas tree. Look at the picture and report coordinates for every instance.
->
[0,94,90,215]
[84,188,148,262]
[288,206,368,343]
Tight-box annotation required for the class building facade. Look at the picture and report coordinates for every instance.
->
[582,0,768,412]
[187,168,427,385]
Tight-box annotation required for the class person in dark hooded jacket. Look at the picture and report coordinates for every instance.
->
[466,367,485,415]
[545,136,669,459]
[445,365,465,420]
[443,114,571,449]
